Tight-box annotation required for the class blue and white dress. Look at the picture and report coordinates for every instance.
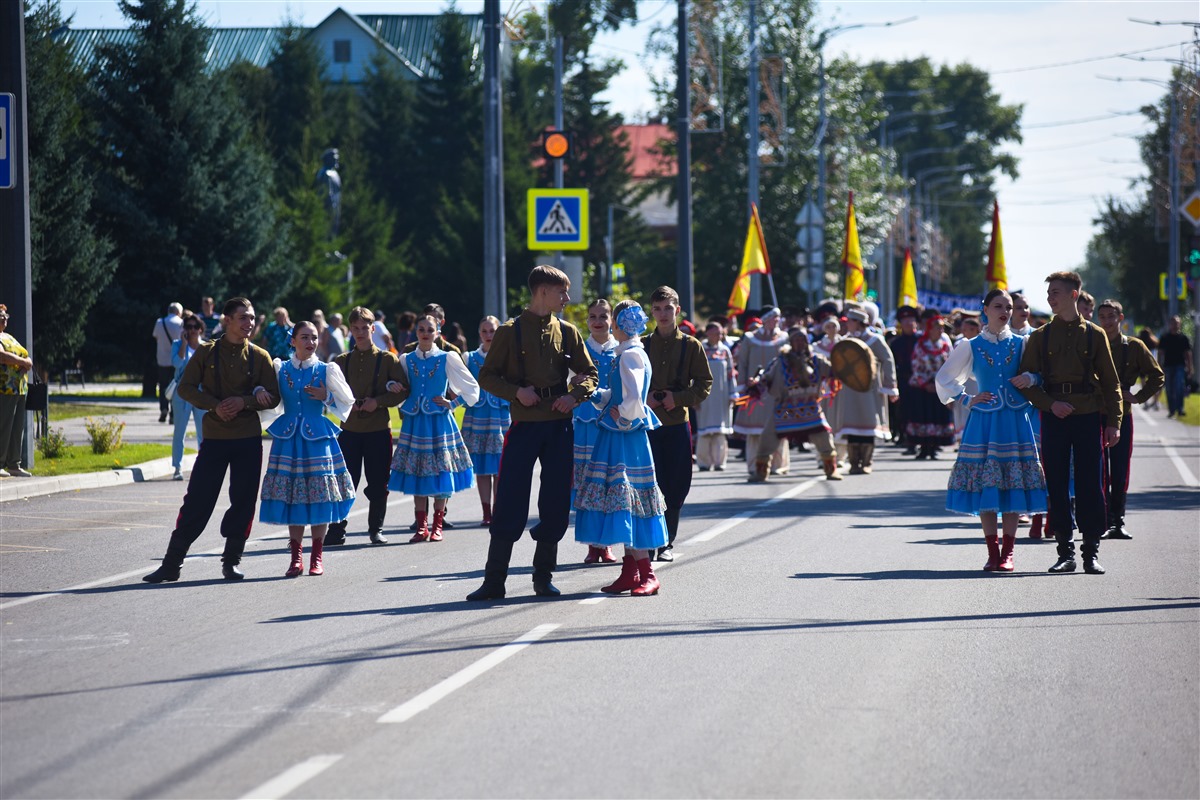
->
[388,346,480,497]
[461,347,510,476]
[572,335,618,485]
[573,339,669,551]
[259,356,357,525]
[936,328,1048,515]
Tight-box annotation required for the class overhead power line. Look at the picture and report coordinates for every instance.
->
[992,40,1192,74]
[1025,110,1143,128]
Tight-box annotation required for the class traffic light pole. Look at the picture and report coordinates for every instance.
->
[552,34,564,272]
[675,0,695,321]
[482,0,506,319]
[1169,90,1180,321]
[746,0,761,313]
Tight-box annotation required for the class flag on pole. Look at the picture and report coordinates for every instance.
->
[727,202,771,317]
[986,200,1008,291]
[898,248,918,307]
[841,191,865,301]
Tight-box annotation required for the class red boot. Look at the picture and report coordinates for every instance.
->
[309,538,324,576]
[983,535,1001,571]
[1029,514,1044,539]
[998,535,1015,572]
[481,502,492,526]
[429,508,446,542]
[410,511,429,543]
[599,546,617,563]
[285,538,304,578]
[601,554,640,594]
[631,558,660,596]
[584,546,601,564]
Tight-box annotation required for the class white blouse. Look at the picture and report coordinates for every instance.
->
[935,327,1034,405]
[591,338,649,424]
[398,344,481,408]
[268,354,356,422]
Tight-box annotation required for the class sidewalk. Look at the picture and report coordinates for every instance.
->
[1,383,196,503]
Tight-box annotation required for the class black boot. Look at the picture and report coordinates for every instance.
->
[658,508,680,562]
[143,533,189,583]
[221,535,246,581]
[325,520,347,546]
[532,539,561,597]
[467,536,512,601]
[367,496,388,544]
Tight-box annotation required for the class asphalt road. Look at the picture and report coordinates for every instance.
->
[2,406,1197,799]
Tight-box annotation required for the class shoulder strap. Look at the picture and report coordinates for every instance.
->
[371,352,383,396]
[513,318,525,385]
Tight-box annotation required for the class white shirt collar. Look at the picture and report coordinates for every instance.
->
[289,353,321,368]
[979,326,1013,344]
[615,338,643,355]
[414,343,443,359]
[587,334,617,353]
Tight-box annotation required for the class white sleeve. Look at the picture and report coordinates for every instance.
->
[323,361,355,422]
[446,351,481,407]
[617,352,648,423]
[936,338,975,404]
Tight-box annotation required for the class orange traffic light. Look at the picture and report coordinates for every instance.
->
[542,130,572,159]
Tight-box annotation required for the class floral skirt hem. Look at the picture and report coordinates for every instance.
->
[574,509,668,550]
[388,468,474,498]
[260,497,355,525]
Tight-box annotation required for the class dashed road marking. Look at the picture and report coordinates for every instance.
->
[240,754,343,800]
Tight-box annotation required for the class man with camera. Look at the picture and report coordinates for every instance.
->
[643,286,713,561]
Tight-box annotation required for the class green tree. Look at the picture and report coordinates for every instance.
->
[264,23,328,193]
[24,0,117,371]
[87,0,292,370]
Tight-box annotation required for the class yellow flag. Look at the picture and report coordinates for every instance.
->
[728,203,771,316]
[986,200,1008,291]
[841,191,865,301]
[899,248,918,307]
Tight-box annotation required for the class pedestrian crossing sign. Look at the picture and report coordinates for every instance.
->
[527,188,589,250]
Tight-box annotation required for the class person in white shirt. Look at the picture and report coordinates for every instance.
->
[152,302,184,423]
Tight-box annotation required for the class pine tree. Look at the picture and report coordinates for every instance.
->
[87,0,292,370]
[25,0,117,371]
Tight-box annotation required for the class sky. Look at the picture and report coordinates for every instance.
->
[57,0,1200,310]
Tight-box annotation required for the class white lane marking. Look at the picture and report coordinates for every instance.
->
[0,502,381,612]
[578,596,608,605]
[764,478,821,505]
[377,624,560,724]
[240,754,343,800]
[683,477,821,545]
[1159,436,1200,488]
[1135,405,1159,428]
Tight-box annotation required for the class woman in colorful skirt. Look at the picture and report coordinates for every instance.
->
[573,300,668,596]
[572,299,620,564]
[907,308,956,459]
[388,314,480,543]
[936,289,1048,572]
[695,320,736,471]
[462,316,510,526]
[259,321,357,577]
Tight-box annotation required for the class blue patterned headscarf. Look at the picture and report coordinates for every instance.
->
[616,304,649,337]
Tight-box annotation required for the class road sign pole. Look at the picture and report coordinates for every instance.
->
[552,34,564,272]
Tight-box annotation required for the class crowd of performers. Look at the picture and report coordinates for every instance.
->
[142,267,1167,593]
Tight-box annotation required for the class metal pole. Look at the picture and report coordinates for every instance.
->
[815,44,827,303]
[606,203,614,297]
[747,0,761,311]
[482,0,506,318]
[553,34,564,271]
[0,2,34,469]
[1169,90,1180,321]
[675,0,695,319]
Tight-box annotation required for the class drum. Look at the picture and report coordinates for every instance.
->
[830,337,876,393]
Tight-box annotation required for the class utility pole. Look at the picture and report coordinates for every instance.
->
[0,2,34,470]
[1169,89,1181,321]
[482,0,506,318]
[747,0,761,311]
[675,0,695,319]
[552,34,564,271]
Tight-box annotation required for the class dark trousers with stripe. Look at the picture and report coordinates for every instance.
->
[648,421,694,546]
[333,428,393,533]
[1041,411,1106,558]
[164,437,263,567]
[491,418,574,544]
[1102,412,1134,523]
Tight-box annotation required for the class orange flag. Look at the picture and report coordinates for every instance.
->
[841,191,865,301]
[986,200,1008,291]
[728,203,771,316]
[898,248,918,307]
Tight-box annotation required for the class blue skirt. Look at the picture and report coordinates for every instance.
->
[260,435,356,525]
[461,404,509,476]
[574,427,668,550]
[388,412,475,497]
[947,407,1047,515]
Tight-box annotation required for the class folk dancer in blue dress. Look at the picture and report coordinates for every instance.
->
[936,290,1048,572]
[574,301,669,596]
[462,316,510,526]
[170,313,207,481]
[388,315,480,543]
[1008,291,1047,539]
[572,299,619,564]
[259,322,357,577]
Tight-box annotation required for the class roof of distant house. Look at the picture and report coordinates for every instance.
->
[619,124,676,180]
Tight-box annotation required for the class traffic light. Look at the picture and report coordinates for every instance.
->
[542,129,573,160]
[1188,235,1200,265]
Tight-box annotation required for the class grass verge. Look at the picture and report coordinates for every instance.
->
[49,403,130,422]
[30,444,191,477]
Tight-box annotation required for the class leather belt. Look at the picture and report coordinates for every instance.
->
[527,382,568,399]
[1047,382,1093,395]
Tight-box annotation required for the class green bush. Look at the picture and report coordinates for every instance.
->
[37,427,69,459]
[84,416,125,455]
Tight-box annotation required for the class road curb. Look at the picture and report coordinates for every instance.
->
[0,454,197,503]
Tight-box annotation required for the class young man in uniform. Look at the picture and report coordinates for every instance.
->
[1018,272,1122,575]
[644,286,712,561]
[326,307,407,546]
[1095,299,1164,540]
[467,266,598,600]
[144,297,280,582]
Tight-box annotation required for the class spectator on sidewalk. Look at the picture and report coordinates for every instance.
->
[198,296,221,339]
[152,302,184,424]
[1159,315,1193,419]
[263,307,293,360]
[325,312,347,361]
[170,313,207,481]
[0,304,34,478]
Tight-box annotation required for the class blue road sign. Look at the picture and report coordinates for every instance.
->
[0,94,13,190]
[527,188,589,250]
